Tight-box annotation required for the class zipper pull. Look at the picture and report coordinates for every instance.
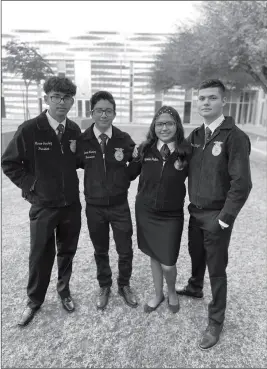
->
[61,144,64,154]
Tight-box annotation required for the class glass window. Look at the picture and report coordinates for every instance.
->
[77,100,83,117]
[85,100,90,117]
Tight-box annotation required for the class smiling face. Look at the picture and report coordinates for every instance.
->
[91,99,116,132]
[44,90,74,122]
[154,113,177,143]
[197,87,226,124]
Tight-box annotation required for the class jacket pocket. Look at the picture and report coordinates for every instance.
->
[32,177,60,202]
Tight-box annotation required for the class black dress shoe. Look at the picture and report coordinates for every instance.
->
[198,323,224,350]
[144,295,165,313]
[118,286,138,308]
[96,287,111,310]
[18,306,39,327]
[176,286,203,299]
[61,296,75,312]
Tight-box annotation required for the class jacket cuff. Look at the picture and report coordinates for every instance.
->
[218,211,235,226]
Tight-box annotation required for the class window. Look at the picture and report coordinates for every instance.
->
[183,102,191,124]
[85,100,90,117]
[77,100,83,117]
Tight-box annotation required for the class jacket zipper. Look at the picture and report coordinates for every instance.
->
[103,153,106,174]
[60,143,67,205]
[154,160,165,208]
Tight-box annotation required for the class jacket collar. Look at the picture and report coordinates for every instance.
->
[36,110,76,131]
[195,116,236,133]
[82,123,125,140]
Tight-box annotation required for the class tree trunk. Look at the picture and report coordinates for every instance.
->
[24,82,29,120]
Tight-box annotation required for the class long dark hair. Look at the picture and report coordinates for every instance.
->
[139,106,191,168]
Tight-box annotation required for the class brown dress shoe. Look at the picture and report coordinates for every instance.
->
[61,296,75,312]
[118,286,138,308]
[176,286,203,299]
[18,306,39,327]
[96,287,111,310]
[198,323,224,350]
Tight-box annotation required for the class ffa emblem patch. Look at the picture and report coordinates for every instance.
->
[174,159,183,170]
[212,141,223,156]
[114,148,124,161]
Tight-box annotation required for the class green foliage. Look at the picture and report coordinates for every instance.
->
[152,1,267,92]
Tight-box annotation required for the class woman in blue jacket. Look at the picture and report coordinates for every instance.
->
[128,106,191,313]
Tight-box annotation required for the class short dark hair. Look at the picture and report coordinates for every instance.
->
[90,91,116,112]
[43,76,77,96]
[198,79,226,96]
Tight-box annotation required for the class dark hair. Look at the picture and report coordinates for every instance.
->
[198,79,226,96]
[43,76,77,96]
[90,91,116,112]
[139,105,191,169]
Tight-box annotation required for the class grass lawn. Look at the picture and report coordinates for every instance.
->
[1,125,266,368]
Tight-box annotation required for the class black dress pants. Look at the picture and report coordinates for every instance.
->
[187,205,233,325]
[27,201,81,309]
[85,200,133,288]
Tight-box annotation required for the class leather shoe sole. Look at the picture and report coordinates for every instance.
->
[144,296,165,313]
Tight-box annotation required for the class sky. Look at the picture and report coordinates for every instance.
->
[2,1,201,39]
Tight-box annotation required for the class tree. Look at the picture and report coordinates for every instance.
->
[151,1,267,93]
[2,40,54,119]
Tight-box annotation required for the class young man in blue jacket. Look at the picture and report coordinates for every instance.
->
[177,79,252,350]
[2,77,82,326]
[76,91,137,310]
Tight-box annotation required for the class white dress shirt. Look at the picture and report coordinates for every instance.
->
[204,114,228,229]
[46,110,66,133]
[157,140,175,166]
[157,139,175,153]
[204,114,225,134]
[93,124,113,144]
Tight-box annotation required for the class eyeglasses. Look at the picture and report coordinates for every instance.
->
[50,95,74,104]
[155,121,175,129]
[92,108,115,117]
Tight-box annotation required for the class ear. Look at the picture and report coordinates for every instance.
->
[222,96,227,107]
[44,95,49,105]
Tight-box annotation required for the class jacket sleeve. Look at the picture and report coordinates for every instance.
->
[127,135,136,163]
[218,131,252,225]
[75,136,84,169]
[1,126,35,193]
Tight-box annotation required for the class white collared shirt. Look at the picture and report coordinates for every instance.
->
[204,114,229,228]
[157,139,175,153]
[204,114,225,134]
[46,111,66,133]
[93,124,113,144]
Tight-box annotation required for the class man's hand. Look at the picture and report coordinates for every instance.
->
[218,219,229,229]
[132,145,139,158]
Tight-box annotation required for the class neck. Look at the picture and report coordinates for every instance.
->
[203,113,222,126]
[48,109,66,123]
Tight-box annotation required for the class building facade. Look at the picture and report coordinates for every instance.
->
[2,30,266,127]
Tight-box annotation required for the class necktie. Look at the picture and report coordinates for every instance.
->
[57,123,64,142]
[99,133,108,154]
[205,126,212,144]
[160,144,170,161]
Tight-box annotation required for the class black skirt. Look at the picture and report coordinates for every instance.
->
[135,198,184,266]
